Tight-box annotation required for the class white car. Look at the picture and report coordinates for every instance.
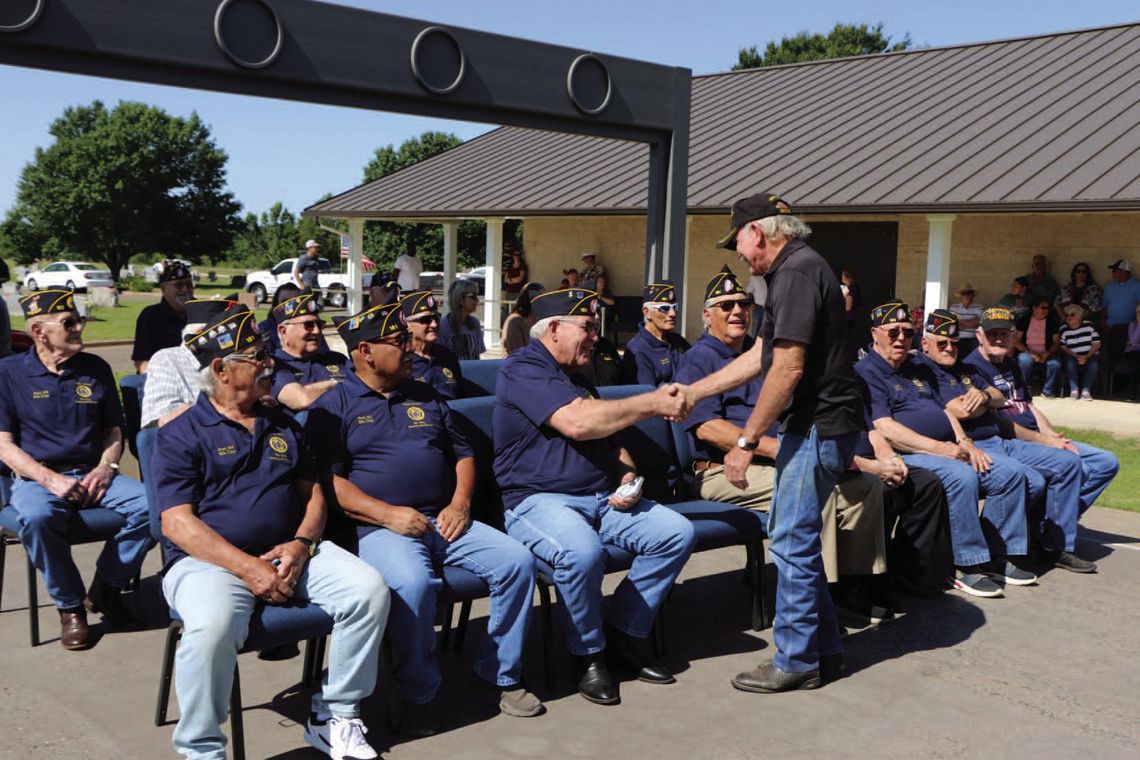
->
[24,261,115,292]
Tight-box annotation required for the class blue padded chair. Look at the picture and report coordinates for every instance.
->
[0,472,128,646]
[119,374,146,461]
[459,358,504,397]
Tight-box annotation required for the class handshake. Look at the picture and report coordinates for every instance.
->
[650,383,696,423]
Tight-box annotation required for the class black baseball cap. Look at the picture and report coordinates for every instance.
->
[716,193,794,251]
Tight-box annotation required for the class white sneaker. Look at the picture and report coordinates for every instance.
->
[305,713,378,760]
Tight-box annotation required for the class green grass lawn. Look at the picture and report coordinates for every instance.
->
[1058,427,1140,513]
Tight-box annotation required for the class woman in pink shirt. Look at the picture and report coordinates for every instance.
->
[1014,297,1062,397]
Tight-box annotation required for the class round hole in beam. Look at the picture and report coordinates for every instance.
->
[566,54,612,116]
[410,26,466,96]
[214,0,283,70]
[0,0,44,33]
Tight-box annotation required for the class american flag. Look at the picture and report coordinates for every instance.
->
[340,235,376,271]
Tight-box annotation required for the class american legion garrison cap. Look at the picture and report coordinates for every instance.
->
[19,288,76,318]
[529,288,599,321]
[184,305,262,368]
[158,261,193,284]
[870,301,911,327]
[272,293,322,324]
[400,290,439,319]
[925,309,959,339]
[334,302,407,352]
[644,280,677,304]
[704,265,745,303]
[185,295,239,326]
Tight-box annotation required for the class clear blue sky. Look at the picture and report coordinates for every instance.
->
[1,0,1136,220]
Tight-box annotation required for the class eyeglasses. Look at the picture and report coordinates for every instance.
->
[44,316,87,331]
[650,303,678,314]
[224,347,270,364]
[558,318,599,335]
[409,314,440,325]
[882,326,916,341]
[711,298,753,313]
[463,293,479,300]
[288,318,325,331]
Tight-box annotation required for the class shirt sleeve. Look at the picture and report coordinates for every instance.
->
[504,356,583,428]
[152,420,204,512]
[441,401,474,461]
[271,361,300,398]
[289,418,319,483]
[768,269,822,345]
[634,349,657,386]
[675,351,724,433]
[0,365,15,434]
[305,399,349,476]
[858,371,892,423]
[94,359,125,430]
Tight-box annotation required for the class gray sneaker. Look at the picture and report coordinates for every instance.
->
[953,567,1003,598]
[989,560,1038,586]
[498,686,546,717]
[1052,551,1097,574]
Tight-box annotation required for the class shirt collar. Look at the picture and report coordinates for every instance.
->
[188,392,273,430]
[345,367,405,402]
[764,237,807,279]
[24,347,82,377]
[696,332,743,359]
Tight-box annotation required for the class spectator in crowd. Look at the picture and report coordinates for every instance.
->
[964,307,1121,537]
[1026,254,1061,307]
[997,275,1032,321]
[841,267,861,336]
[562,268,581,288]
[1014,297,1063,397]
[919,309,1093,574]
[621,279,690,386]
[402,289,464,399]
[579,251,604,283]
[950,283,983,356]
[1125,303,1140,400]
[746,271,768,339]
[270,293,348,411]
[154,304,389,760]
[500,283,543,357]
[309,300,543,726]
[855,301,1036,598]
[367,271,399,307]
[439,279,485,360]
[589,273,617,337]
[393,243,424,294]
[502,245,528,295]
[292,239,322,293]
[675,267,889,625]
[1057,304,1102,401]
[1102,259,1140,360]
[575,331,624,388]
[260,283,300,354]
[494,287,694,706]
[133,261,194,373]
[0,289,154,650]
[1054,261,1103,323]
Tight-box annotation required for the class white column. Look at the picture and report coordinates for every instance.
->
[924,214,956,320]
[681,214,692,339]
[348,218,364,313]
[442,221,458,307]
[483,218,504,353]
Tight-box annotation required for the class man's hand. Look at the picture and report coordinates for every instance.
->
[959,387,989,416]
[877,455,908,489]
[960,441,992,473]
[724,445,753,490]
[78,464,116,507]
[1077,355,1088,366]
[1031,352,1044,363]
[46,473,87,504]
[385,506,434,537]
[607,471,641,510]
[241,557,293,604]
[1043,431,1079,454]
[436,503,472,543]
[260,540,310,590]
[653,383,689,422]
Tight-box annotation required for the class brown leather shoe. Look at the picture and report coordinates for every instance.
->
[60,610,91,650]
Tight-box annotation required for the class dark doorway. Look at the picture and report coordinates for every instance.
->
[808,221,899,357]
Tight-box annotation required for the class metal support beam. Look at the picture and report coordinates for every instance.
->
[924,214,956,319]
[484,218,504,353]
[348,219,364,313]
[442,222,459,307]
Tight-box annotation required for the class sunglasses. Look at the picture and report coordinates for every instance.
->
[369,331,411,348]
[225,347,270,364]
[463,293,479,300]
[650,303,678,314]
[711,298,753,313]
[409,314,440,325]
[288,318,325,331]
[882,326,916,341]
[558,318,599,335]
[46,316,87,331]
[931,338,958,350]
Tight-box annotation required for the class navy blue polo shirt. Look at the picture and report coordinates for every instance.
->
[621,326,690,386]
[854,351,955,442]
[962,347,1038,430]
[675,334,766,463]
[308,374,473,536]
[493,340,616,510]
[270,348,348,398]
[152,394,316,569]
[0,349,124,468]
[913,353,1002,441]
[410,344,463,400]
[132,298,187,363]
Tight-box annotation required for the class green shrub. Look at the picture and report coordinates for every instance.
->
[120,275,154,292]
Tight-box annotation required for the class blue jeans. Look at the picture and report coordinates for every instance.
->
[1070,440,1119,515]
[356,520,535,704]
[1062,355,1100,394]
[767,427,857,673]
[163,544,389,760]
[1017,352,1062,395]
[505,491,695,656]
[900,453,1029,566]
[974,437,1081,552]
[9,470,154,609]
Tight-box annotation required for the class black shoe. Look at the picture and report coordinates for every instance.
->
[257,642,301,661]
[832,582,894,628]
[401,700,439,737]
[604,625,675,684]
[820,653,846,683]
[85,576,142,629]
[731,661,821,693]
[1049,550,1097,574]
[573,654,620,705]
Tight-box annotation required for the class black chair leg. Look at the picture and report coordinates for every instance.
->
[229,664,245,760]
[0,534,7,611]
[537,582,556,691]
[454,600,473,653]
[301,638,321,689]
[380,635,400,735]
[749,541,772,630]
[438,601,455,653]
[156,622,182,726]
[651,606,667,658]
[26,554,39,647]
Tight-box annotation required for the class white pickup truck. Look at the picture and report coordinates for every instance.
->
[244,257,351,307]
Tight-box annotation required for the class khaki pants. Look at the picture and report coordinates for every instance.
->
[694,463,887,582]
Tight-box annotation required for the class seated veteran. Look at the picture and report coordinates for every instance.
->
[270,293,348,411]
[575,331,624,388]
[0,289,155,650]
[308,301,543,722]
[621,279,690,385]
[855,301,1036,598]
[493,287,696,706]
[153,305,389,760]
[400,289,464,400]
[674,268,887,600]
[133,260,194,373]
[918,310,1092,574]
[963,307,1119,572]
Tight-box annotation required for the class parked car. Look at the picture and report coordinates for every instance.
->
[244,257,351,307]
[24,261,114,293]
[459,266,488,294]
[419,271,445,296]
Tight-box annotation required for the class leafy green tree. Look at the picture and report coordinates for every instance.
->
[734,22,911,70]
[1,101,241,279]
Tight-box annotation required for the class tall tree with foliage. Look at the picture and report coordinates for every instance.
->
[734,22,911,70]
[1,101,241,279]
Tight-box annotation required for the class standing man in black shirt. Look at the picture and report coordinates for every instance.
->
[133,261,194,373]
[682,194,863,693]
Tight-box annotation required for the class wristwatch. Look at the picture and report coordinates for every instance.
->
[736,436,759,451]
[293,536,318,557]
[100,460,120,472]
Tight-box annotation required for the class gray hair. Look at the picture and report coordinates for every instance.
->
[447,278,479,314]
[198,364,219,396]
[758,214,812,242]
[530,316,557,339]
[1064,304,1085,318]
